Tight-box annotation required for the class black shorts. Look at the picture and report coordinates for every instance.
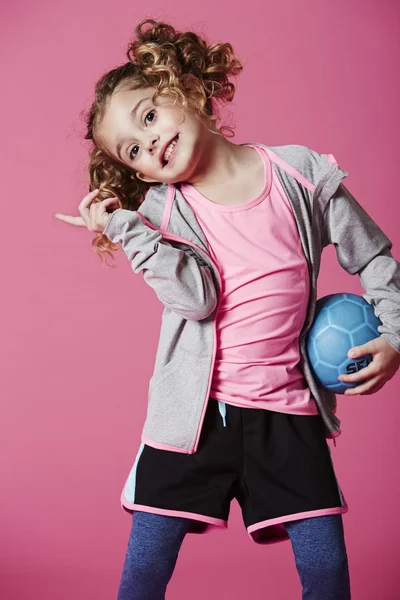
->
[120,398,347,544]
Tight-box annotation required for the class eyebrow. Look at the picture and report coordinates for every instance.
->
[115,97,150,160]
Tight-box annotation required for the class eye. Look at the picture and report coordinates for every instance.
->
[129,144,140,161]
[144,109,156,125]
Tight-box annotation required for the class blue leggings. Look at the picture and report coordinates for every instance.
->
[117,511,351,600]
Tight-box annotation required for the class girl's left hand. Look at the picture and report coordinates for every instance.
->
[54,189,120,233]
[338,336,400,395]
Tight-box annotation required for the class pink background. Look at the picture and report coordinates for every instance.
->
[2,1,399,598]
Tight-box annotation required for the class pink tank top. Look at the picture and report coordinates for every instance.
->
[178,144,318,415]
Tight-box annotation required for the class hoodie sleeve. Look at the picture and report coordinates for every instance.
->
[321,181,400,354]
[102,208,217,321]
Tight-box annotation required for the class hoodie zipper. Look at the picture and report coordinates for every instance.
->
[160,231,223,454]
[137,212,223,454]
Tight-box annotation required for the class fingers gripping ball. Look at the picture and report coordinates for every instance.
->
[305,293,382,394]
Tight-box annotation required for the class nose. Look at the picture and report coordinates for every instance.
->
[146,135,159,153]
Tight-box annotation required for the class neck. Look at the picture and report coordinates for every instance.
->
[186,133,252,189]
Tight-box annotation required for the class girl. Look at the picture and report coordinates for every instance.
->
[55,19,400,600]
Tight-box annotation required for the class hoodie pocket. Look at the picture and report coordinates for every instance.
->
[149,350,187,391]
[144,351,210,451]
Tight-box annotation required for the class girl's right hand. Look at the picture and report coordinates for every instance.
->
[54,189,121,233]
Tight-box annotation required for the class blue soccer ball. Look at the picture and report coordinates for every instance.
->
[305,293,382,394]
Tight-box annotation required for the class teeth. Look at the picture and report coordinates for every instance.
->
[163,137,178,162]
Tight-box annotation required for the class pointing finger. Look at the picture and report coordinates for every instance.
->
[54,214,86,226]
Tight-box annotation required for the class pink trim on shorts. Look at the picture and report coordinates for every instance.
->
[247,502,348,540]
[121,496,228,530]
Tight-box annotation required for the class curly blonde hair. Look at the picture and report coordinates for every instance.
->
[83,19,244,265]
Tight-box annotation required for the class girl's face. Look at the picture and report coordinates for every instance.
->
[97,85,213,185]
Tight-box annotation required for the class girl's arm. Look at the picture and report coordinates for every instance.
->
[103,208,218,321]
[55,189,218,322]
[321,182,400,355]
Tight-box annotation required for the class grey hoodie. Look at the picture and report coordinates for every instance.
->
[102,143,400,454]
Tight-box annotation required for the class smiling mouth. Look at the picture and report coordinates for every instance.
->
[162,135,179,166]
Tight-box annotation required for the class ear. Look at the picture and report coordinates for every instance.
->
[136,172,161,184]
